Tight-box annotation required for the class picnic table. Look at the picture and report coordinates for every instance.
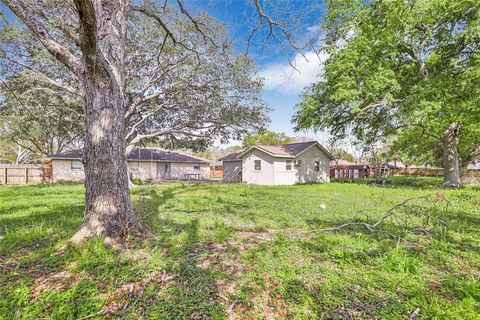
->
[184,173,201,180]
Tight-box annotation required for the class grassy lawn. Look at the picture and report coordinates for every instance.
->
[0,181,479,319]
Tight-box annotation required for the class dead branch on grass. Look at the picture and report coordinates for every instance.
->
[316,193,451,246]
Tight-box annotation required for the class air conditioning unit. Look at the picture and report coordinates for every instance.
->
[294,159,303,166]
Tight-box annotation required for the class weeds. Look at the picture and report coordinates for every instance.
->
[0,182,479,318]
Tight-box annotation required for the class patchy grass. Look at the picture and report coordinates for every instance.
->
[0,181,479,319]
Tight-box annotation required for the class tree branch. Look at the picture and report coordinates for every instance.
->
[3,0,82,76]
[131,4,200,59]
[1,55,82,97]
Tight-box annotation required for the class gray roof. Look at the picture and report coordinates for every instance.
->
[254,141,317,157]
[219,150,244,161]
[48,148,209,163]
[221,141,333,161]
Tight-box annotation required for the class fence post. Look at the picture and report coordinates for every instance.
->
[4,168,7,185]
[25,168,28,184]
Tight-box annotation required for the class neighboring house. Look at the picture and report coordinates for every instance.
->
[220,149,244,183]
[330,160,374,179]
[47,148,210,183]
[220,141,333,185]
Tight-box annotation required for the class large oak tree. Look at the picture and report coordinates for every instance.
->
[1,0,306,244]
[293,0,480,187]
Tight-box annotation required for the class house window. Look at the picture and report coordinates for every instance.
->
[130,161,139,171]
[71,160,82,170]
[193,163,200,170]
[254,160,261,171]
[286,160,292,170]
[314,161,320,172]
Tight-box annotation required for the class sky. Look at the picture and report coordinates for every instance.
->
[0,0,331,145]
[183,0,330,144]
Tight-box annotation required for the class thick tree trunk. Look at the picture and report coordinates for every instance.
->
[70,0,136,244]
[442,123,462,188]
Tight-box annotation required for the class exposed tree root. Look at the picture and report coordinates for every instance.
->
[59,215,154,253]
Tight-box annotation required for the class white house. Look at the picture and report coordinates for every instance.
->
[220,141,333,185]
[47,148,210,183]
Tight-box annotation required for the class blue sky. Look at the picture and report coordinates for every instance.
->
[183,0,330,143]
[1,0,330,144]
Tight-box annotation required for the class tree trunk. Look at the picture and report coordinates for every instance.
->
[70,0,136,244]
[442,123,462,188]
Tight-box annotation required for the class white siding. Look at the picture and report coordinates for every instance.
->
[222,160,242,183]
[129,161,156,180]
[238,144,330,185]
[241,149,275,185]
[170,162,209,180]
[52,159,85,182]
[295,145,330,183]
[52,160,209,182]
[272,159,297,185]
[130,161,209,180]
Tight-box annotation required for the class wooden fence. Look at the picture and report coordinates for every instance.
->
[0,164,52,185]
[392,167,480,178]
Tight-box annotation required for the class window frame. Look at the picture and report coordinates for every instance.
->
[71,160,83,170]
[286,160,292,170]
[130,161,139,171]
[193,163,201,170]
[314,161,320,172]
[254,160,261,171]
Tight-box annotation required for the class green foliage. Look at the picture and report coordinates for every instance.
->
[329,146,356,162]
[242,130,293,147]
[0,75,83,156]
[0,3,270,155]
[1,181,479,318]
[294,0,480,170]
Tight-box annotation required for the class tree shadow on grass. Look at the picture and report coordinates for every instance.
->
[274,277,389,319]
[0,203,84,256]
[1,184,227,319]
[127,187,227,318]
[149,219,224,318]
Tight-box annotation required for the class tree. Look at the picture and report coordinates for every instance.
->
[388,130,442,169]
[293,0,480,187]
[0,8,267,157]
[0,137,35,163]
[243,130,292,147]
[123,11,268,154]
[329,147,355,164]
[1,0,304,244]
[0,74,83,157]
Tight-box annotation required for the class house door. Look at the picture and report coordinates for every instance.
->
[157,163,171,180]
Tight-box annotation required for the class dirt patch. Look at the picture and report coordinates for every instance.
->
[237,228,307,242]
[32,271,80,298]
[102,270,176,315]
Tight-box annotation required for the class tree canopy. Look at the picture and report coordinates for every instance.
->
[0,3,269,156]
[242,130,293,147]
[293,0,480,186]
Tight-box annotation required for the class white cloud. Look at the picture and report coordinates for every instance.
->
[259,50,328,94]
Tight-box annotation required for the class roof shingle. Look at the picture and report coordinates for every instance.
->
[220,141,332,161]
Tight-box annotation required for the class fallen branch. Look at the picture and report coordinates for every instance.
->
[315,193,450,245]
[409,307,421,320]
